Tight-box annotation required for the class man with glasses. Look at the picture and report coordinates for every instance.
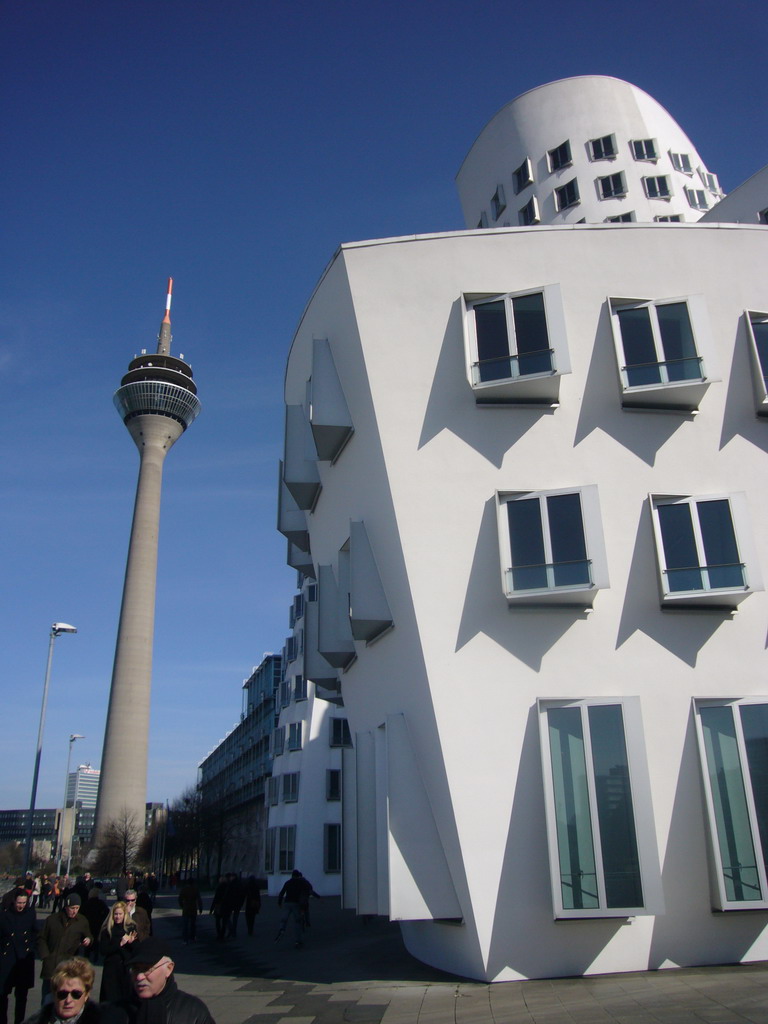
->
[124,939,215,1024]
[122,893,150,942]
[37,895,92,1005]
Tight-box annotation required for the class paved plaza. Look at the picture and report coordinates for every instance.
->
[23,894,768,1024]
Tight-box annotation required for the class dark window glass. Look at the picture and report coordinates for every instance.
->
[753,321,768,380]
[474,300,510,382]
[507,498,547,591]
[741,704,768,885]
[512,293,551,375]
[547,493,589,587]
[617,307,660,386]
[657,502,700,591]
[697,499,742,589]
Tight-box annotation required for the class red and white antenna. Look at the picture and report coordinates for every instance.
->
[163,277,173,324]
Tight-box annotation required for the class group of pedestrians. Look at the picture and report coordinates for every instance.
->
[208,874,261,941]
[0,876,214,1024]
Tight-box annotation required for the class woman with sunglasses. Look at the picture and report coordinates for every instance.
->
[21,958,101,1024]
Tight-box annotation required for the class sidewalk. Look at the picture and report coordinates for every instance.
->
[28,894,768,1024]
[147,895,768,1024]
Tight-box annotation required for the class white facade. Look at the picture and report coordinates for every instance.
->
[456,76,723,229]
[66,765,100,809]
[263,582,347,895]
[278,77,768,982]
[702,165,768,226]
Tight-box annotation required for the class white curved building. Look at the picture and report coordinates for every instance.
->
[457,76,723,229]
[278,77,768,981]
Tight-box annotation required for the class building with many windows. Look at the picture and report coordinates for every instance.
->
[277,76,768,981]
[263,580,349,894]
[198,654,282,875]
[66,765,100,809]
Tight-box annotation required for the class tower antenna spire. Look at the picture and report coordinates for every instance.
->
[157,277,173,355]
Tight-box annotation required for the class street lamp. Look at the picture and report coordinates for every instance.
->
[24,622,77,873]
[56,733,84,876]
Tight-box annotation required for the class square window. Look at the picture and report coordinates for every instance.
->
[598,172,626,199]
[685,187,709,210]
[605,212,635,223]
[631,138,657,161]
[324,823,342,873]
[650,493,758,606]
[330,717,352,747]
[513,157,534,193]
[491,185,506,220]
[538,697,663,919]
[497,486,608,605]
[283,772,300,802]
[518,196,540,226]
[288,722,302,751]
[555,178,579,211]
[611,299,703,390]
[589,134,616,161]
[694,700,768,909]
[278,825,296,872]
[326,769,342,801]
[548,140,571,172]
[469,291,554,384]
[670,152,693,174]
[643,176,671,199]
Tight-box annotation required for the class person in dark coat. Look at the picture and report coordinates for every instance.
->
[243,878,261,937]
[37,894,93,1005]
[82,892,108,964]
[122,938,214,1024]
[209,878,229,941]
[98,904,136,1003]
[0,889,37,1024]
[224,876,244,938]
[177,881,202,944]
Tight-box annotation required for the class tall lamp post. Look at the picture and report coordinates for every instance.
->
[56,733,84,876]
[24,622,77,873]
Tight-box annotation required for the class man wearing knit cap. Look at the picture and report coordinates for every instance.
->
[124,938,215,1024]
[37,894,92,1005]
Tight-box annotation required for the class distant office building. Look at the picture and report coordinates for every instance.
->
[66,765,100,809]
[277,76,768,981]
[198,654,283,875]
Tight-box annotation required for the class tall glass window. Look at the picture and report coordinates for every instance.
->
[545,703,643,912]
[615,301,702,387]
[696,701,768,908]
[655,498,744,593]
[506,492,590,593]
[472,292,553,383]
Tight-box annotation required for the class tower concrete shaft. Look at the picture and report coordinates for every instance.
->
[94,280,200,841]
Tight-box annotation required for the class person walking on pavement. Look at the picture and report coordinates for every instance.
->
[37,895,92,1006]
[0,888,37,1024]
[177,881,202,944]
[243,878,261,937]
[123,938,215,1024]
[275,870,320,948]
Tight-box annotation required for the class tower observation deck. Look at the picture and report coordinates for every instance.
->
[95,280,200,842]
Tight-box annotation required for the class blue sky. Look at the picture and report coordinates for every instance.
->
[2,0,766,811]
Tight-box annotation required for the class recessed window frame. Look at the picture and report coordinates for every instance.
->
[265,827,276,873]
[491,185,507,220]
[631,138,658,161]
[698,168,720,193]
[655,214,683,223]
[324,823,342,873]
[745,310,768,416]
[685,187,709,211]
[608,294,716,410]
[649,492,761,607]
[278,825,296,872]
[326,768,342,802]
[554,178,580,211]
[605,212,635,223]
[330,717,352,748]
[643,176,671,200]
[293,674,307,701]
[288,721,303,751]
[283,771,300,803]
[670,151,693,174]
[597,172,627,200]
[496,485,609,606]
[694,698,768,910]
[588,134,617,161]
[538,696,664,920]
[513,157,534,194]
[268,776,280,806]
[272,726,285,757]
[518,195,540,226]
[548,140,572,172]
[463,284,571,406]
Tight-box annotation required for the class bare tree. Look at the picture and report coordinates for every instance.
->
[93,807,143,874]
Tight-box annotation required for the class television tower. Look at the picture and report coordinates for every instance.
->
[94,280,201,840]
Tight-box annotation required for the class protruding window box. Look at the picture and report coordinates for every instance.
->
[303,594,342,691]
[309,339,354,462]
[746,311,768,417]
[287,539,314,579]
[317,564,355,669]
[464,285,570,406]
[497,487,609,607]
[283,404,321,510]
[650,493,761,609]
[609,296,717,412]
[277,462,310,551]
[345,521,394,642]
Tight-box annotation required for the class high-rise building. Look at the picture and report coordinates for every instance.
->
[277,77,768,981]
[95,281,201,840]
[66,764,100,809]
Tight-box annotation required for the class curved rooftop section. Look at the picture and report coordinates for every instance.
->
[456,75,723,229]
